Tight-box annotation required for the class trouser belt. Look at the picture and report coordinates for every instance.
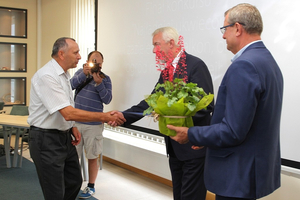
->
[30,126,71,134]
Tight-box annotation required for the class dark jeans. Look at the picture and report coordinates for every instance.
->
[216,195,256,200]
[169,156,206,200]
[29,127,82,200]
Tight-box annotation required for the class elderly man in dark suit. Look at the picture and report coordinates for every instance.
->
[111,27,214,200]
[169,3,283,200]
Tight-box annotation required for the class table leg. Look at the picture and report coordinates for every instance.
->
[3,126,11,168]
[18,128,28,168]
[13,128,21,167]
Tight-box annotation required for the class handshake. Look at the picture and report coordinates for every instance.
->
[106,111,126,127]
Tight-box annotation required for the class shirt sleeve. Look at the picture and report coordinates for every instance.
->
[70,68,87,90]
[95,75,112,104]
[35,74,71,115]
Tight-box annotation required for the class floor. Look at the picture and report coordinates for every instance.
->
[20,145,173,200]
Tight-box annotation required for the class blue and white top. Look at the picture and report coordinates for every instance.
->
[70,68,112,125]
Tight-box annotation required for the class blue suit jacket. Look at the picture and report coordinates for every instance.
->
[123,52,214,160]
[188,42,283,198]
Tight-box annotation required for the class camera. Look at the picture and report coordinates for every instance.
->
[89,59,106,78]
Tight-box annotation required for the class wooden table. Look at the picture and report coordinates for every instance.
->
[0,114,29,168]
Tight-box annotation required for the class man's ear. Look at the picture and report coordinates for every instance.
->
[169,39,175,48]
[58,50,64,60]
[235,23,243,37]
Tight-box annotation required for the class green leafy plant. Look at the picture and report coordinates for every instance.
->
[143,78,209,115]
[143,78,214,136]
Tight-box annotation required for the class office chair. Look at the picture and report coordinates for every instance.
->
[0,105,29,167]
[0,102,5,114]
[9,105,30,166]
[0,105,29,140]
[10,105,29,116]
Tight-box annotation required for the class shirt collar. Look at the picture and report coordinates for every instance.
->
[51,58,71,79]
[231,40,262,62]
[172,49,184,69]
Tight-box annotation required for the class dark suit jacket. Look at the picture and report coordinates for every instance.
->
[188,42,283,198]
[123,52,214,161]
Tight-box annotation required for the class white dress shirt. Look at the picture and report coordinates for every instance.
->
[172,49,184,72]
[27,59,75,130]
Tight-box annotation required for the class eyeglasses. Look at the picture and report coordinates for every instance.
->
[220,22,245,34]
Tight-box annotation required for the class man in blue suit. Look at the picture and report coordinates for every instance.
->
[111,27,214,200]
[168,3,283,200]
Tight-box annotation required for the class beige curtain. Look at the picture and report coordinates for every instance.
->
[70,0,95,76]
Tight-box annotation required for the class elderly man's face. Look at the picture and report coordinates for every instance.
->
[152,32,172,62]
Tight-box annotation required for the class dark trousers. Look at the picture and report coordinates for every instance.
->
[216,195,256,200]
[169,156,206,200]
[29,127,82,200]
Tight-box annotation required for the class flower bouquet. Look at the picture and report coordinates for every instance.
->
[143,78,214,136]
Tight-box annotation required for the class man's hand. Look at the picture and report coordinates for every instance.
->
[168,125,190,144]
[71,127,81,146]
[191,145,204,150]
[83,63,91,75]
[106,111,126,126]
[168,125,204,150]
[92,72,103,85]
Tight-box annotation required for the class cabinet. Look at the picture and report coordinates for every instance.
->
[0,6,27,38]
[0,42,27,72]
[0,6,28,106]
[0,77,26,105]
